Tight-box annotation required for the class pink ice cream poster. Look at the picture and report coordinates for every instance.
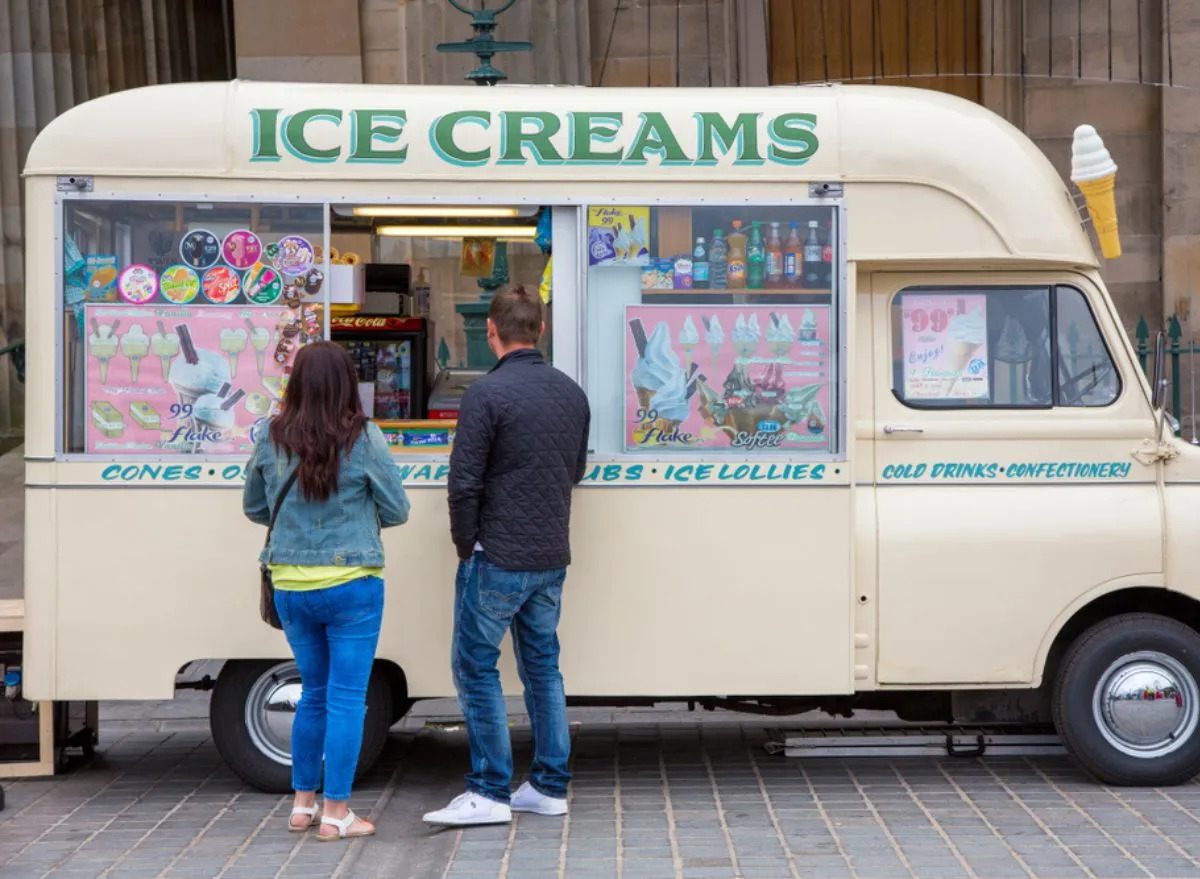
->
[85,303,288,455]
[625,305,832,452]
[899,293,989,400]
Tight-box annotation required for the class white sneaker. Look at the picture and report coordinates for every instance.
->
[510,782,567,816]
[422,792,512,826]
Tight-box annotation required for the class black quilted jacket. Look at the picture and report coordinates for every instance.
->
[448,348,591,570]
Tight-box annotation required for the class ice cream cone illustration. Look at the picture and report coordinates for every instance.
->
[220,328,249,377]
[766,312,794,357]
[1071,124,1121,259]
[702,315,723,374]
[151,321,180,382]
[679,315,700,370]
[629,318,681,414]
[169,324,232,420]
[120,323,150,384]
[732,313,761,359]
[88,318,120,384]
[942,306,986,395]
[246,319,270,376]
[648,363,698,443]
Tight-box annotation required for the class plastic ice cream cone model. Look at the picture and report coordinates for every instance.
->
[151,321,180,381]
[120,323,150,384]
[169,324,232,410]
[88,318,120,384]
[629,319,681,411]
[702,314,724,373]
[942,306,986,393]
[220,327,249,376]
[1071,124,1121,259]
[679,315,700,368]
[766,312,794,357]
[246,319,270,376]
[732,313,761,359]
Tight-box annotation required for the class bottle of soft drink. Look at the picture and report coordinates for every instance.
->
[783,222,802,287]
[802,220,822,288]
[746,221,765,290]
[765,222,783,288]
[693,237,710,289]
[709,229,728,289]
[726,222,747,289]
[821,222,834,287]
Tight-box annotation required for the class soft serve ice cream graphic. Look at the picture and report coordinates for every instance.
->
[151,322,180,381]
[88,318,120,384]
[1071,124,1121,259]
[167,324,233,449]
[732,313,761,359]
[766,312,795,357]
[119,324,150,384]
[944,306,987,392]
[678,315,700,367]
[629,319,682,410]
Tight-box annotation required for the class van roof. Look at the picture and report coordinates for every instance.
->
[23,81,1097,266]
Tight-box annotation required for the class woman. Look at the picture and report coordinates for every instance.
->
[243,341,410,841]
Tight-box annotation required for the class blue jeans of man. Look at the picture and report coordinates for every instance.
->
[274,576,384,801]
[453,552,570,803]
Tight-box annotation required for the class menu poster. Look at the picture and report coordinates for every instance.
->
[588,207,650,266]
[625,305,832,452]
[899,294,990,400]
[84,304,287,455]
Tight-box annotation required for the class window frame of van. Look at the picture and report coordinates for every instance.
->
[888,284,1123,411]
[577,197,849,465]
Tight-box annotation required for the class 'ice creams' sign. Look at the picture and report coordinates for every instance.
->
[249,108,819,168]
[899,294,989,401]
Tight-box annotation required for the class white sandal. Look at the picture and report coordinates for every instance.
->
[317,809,375,842]
[288,804,319,832]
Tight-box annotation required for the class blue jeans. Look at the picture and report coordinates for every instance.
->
[274,576,384,801]
[453,553,570,803]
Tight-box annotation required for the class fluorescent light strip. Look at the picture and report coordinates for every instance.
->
[376,224,538,238]
[353,206,521,218]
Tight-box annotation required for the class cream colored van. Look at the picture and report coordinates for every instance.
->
[19,81,1200,790]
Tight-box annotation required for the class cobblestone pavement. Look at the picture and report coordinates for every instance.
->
[7,711,1200,879]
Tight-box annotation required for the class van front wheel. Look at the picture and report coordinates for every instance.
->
[1053,613,1200,786]
[210,659,393,794]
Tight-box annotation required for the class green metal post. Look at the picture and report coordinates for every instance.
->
[1136,315,1150,375]
[1170,315,1183,427]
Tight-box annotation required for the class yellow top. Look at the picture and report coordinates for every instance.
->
[269,565,382,592]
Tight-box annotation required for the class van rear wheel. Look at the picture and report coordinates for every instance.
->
[210,659,392,794]
[1052,613,1200,786]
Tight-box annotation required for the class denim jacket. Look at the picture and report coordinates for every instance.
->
[243,421,410,566]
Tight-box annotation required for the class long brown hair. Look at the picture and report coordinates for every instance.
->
[270,341,367,502]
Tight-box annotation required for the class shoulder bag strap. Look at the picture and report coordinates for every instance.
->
[263,469,299,563]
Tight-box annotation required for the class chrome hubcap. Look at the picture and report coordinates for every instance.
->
[1092,651,1199,759]
[244,662,302,767]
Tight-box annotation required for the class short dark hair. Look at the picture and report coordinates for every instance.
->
[488,285,543,345]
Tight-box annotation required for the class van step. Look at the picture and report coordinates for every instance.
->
[764,724,1064,758]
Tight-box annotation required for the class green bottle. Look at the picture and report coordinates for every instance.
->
[746,221,765,290]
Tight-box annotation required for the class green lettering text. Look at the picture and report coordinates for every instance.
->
[249,108,282,162]
[349,109,407,163]
[625,112,689,165]
[695,112,762,165]
[768,113,819,165]
[283,109,344,162]
[499,111,564,164]
[568,112,624,163]
[431,111,492,166]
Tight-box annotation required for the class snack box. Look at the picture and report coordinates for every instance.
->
[129,401,160,429]
[328,263,365,306]
[90,401,125,437]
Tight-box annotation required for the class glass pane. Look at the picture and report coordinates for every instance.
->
[1056,287,1121,407]
[63,201,325,454]
[891,288,1052,408]
[586,205,839,455]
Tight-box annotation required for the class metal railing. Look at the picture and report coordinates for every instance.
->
[1135,315,1197,439]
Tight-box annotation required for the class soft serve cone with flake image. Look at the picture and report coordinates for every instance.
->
[629,319,681,410]
[246,319,270,376]
[648,364,700,441]
[88,318,120,384]
[679,315,700,368]
[1071,124,1121,259]
[732,313,761,359]
[192,388,244,449]
[702,314,723,374]
[120,323,150,384]
[220,327,249,376]
[766,312,795,357]
[943,306,986,393]
[169,324,232,415]
[151,321,180,382]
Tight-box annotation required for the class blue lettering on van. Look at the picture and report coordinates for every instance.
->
[880,461,1133,481]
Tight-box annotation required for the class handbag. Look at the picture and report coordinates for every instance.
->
[260,469,299,629]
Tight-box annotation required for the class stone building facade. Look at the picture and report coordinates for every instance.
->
[3,0,1198,436]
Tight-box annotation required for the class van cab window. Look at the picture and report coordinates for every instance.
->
[584,204,841,457]
[890,286,1119,409]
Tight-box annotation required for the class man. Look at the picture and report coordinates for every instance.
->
[423,285,590,827]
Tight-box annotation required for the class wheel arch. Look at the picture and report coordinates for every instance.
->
[1036,585,1200,689]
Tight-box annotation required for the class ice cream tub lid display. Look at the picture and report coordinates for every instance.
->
[243,261,283,304]
[271,236,316,275]
[180,229,222,270]
[202,265,241,304]
[222,229,263,270]
[118,264,159,304]
[159,265,200,304]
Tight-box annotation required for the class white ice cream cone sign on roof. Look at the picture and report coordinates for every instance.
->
[1070,124,1122,260]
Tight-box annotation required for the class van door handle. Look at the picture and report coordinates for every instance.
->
[883,425,924,435]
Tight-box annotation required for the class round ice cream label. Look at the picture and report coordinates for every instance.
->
[222,230,263,270]
[117,264,159,304]
[243,262,282,305]
[159,265,200,304]
[272,236,315,275]
[180,230,221,270]
[201,266,241,304]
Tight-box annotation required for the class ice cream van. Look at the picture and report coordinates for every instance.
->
[17,80,1200,790]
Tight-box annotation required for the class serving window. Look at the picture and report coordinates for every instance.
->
[584,203,841,456]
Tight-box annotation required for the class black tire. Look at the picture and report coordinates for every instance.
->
[1052,613,1200,786]
[210,659,393,794]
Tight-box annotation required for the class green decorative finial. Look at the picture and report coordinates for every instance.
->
[437,0,532,86]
